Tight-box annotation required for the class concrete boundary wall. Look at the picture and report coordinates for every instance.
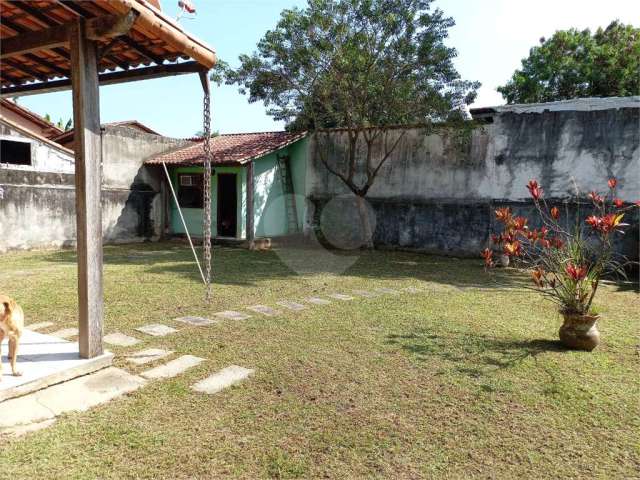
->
[307,100,639,258]
[0,126,187,252]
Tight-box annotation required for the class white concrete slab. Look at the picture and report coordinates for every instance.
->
[50,327,78,339]
[175,316,217,327]
[214,311,252,321]
[104,333,140,347]
[246,305,281,317]
[0,367,144,429]
[276,301,307,311]
[376,287,401,295]
[328,293,354,301]
[135,324,178,337]
[140,355,205,380]
[306,297,331,305]
[403,286,424,294]
[0,329,113,402]
[191,365,254,394]
[352,290,379,298]
[25,321,54,331]
[126,348,173,366]
[392,261,418,266]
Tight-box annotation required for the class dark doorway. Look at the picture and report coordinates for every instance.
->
[217,173,237,237]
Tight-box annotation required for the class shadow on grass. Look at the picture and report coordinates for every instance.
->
[35,242,531,290]
[386,329,564,378]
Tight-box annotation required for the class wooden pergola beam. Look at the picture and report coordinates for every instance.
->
[69,19,103,359]
[1,61,202,97]
[0,12,137,60]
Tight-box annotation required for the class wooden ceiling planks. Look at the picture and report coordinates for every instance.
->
[0,0,216,92]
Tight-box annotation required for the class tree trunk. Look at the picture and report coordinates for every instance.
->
[356,194,374,249]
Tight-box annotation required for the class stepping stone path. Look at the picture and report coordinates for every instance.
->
[136,324,177,337]
[306,297,331,305]
[376,287,401,295]
[126,348,173,366]
[140,355,204,380]
[276,301,307,311]
[50,328,78,339]
[26,321,54,331]
[352,290,379,298]
[104,332,140,347]
[215,311,251,321]
[328,293,354,301]
[175,316,217,327]
[246,305,280,316]
[191,365,254,394]
[393,261,419,266]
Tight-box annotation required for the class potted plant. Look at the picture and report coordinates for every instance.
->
[482,178,638,351]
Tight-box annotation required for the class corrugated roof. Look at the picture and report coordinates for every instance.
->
[145,131,307,166]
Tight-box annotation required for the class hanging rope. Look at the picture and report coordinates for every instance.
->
[202,76,213,302]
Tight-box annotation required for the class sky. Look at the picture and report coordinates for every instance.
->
[17,0,640,138]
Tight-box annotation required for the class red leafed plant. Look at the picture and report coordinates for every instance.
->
[484,178,637,315]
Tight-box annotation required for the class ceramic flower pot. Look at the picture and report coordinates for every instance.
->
[559,313,600,351]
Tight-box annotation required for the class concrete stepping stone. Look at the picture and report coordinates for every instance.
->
[214,311,251,321]
[328,293,354,301]
[191,365,254,394]
[135,324,177,337]
[376,287,401,295]
[246,305,280,316]
[140,355,205,380]
[403,286,424,294]
[50,328,78,339]
[126,348,173,366]
[352,290,379,298]
[175,316,217,327]
[104,332,140,347]
[392,260,418,266]
[0,367,144,431]
[26,321,55,331]
[306,297,331,305]
[276,301,307,311]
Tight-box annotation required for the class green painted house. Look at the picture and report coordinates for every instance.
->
[146,131,308,241]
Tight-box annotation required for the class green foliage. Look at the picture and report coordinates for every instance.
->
[498,21,640,104]
[222,0,480,130]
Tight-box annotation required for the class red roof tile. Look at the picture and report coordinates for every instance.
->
[145,131,307,166]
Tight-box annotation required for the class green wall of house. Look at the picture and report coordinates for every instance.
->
[168,137,308,239]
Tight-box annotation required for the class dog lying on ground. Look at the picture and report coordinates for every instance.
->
[0,295,24,379]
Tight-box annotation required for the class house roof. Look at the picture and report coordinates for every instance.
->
[145,131,308,166]
[0,99,63,138]
[52,120,160,145]
[0,115,74,157]
[469,96,640,118]
[0,0,216,97]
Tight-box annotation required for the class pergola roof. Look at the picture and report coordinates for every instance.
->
[0,0,216,97]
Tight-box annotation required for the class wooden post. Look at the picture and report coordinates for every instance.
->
[70,20,104,359]
[246,162,254,242]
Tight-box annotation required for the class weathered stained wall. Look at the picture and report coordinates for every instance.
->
[307,99,639,257]
[0,126,188,252]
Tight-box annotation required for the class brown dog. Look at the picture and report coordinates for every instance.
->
[0,294,24,379]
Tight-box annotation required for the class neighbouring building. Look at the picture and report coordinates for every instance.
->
[0,100,189,251]
[145,131,308,241]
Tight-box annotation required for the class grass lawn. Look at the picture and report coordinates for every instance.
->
[0,242,638,479]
